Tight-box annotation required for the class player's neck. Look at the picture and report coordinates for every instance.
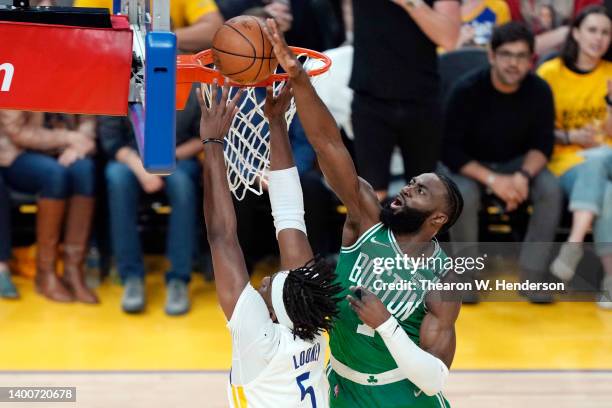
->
[393,233,435,257]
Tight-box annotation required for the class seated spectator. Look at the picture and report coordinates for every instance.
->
[456,0,511,48]
[99,89,202,316]
[537,5,612,309]
[538,4,559,32]
[441,22,562,303]
[506,0,603,54]
[0,111,98,303]
[0,171,17,299]
[507,0,602,26]
[74,0,223,53]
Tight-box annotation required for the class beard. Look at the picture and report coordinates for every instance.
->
[379,201,432,235]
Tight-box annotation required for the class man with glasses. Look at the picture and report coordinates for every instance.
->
[440,22,562,303]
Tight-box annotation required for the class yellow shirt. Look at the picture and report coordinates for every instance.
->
[537,57,612,176]
[462,0,511,46]
[74,0,218,28]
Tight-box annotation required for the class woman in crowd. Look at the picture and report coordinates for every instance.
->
[538,5,612,309]
[0,111,98,303]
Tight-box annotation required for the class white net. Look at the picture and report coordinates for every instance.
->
[200,52,327,200]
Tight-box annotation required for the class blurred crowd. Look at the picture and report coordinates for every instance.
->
[1,0,611,314]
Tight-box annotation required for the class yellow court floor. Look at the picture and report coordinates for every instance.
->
[1,269,612,371]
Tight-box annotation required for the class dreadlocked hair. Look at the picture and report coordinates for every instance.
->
[283,256,343,341]
[435,173,464,235]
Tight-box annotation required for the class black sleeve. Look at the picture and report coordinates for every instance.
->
[528,80,555,159]
[217,0,262,19]
[442,82,476,173]
[97,116,135,160]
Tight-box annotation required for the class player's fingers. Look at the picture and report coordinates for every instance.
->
[219,84,230,112]
[280,82,292,99]
[346,295,359,308]
[210,80,220,109]
[196,85,207,110]
[228,88,243,112]
[358,286,375,300]
[264,19,278,43]
[265,85,274,101]
[347,293,365,309]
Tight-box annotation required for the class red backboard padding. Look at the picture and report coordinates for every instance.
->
[0,15,132,115]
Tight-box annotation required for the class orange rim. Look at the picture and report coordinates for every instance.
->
[176,47,331,109]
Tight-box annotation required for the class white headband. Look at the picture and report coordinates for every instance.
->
[271,271,294,329]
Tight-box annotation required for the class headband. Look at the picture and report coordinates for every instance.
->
[271,271,294,329]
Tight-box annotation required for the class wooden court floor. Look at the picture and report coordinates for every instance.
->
[1,371,611,407]
[1,263,612,407]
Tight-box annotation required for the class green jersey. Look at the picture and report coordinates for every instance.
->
[328,222,451,408]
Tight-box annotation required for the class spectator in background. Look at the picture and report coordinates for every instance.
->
[74,0,223,52]
[456,0,511,48]
[0,172,17,299]
[0,112,98,303]
[351,0,460,200]
[537,6,612,309]
[441,22,561,303]
[506,0,603,54]
[99,89,202,316]
[538,4,559,32]
[218,0,345,52]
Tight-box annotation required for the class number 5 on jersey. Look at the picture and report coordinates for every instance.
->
[296,371,317,407]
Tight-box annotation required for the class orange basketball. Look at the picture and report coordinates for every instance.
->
[211,16,278,85]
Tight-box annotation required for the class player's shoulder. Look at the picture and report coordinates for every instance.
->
[227,284,267,327]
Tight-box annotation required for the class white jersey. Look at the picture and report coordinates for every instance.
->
[227,284,328,408]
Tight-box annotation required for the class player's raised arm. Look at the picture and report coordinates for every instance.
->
[199,83,246,320]
[263,84,314,269]
[263,19,380,230]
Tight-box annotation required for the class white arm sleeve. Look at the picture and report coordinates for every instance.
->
[227,284,279,385]
[375,316,449,396]
[267,167,307,237]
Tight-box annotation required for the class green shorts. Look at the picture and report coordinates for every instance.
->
[327,367,451,408]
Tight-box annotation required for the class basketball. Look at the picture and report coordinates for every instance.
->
[211,16,278,85]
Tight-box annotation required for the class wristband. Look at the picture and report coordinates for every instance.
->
[202,138,224,146]
[486,173,496,188]
[517,169,532,182]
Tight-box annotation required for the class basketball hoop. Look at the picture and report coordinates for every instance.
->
[176,47,331,200]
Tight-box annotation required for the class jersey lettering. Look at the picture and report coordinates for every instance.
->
[292,342,322,370]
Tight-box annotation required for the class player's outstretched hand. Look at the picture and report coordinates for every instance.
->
[263,18,304,79]
[263,82,292,123]
[196,80,243,141]
[347,286,392,329]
